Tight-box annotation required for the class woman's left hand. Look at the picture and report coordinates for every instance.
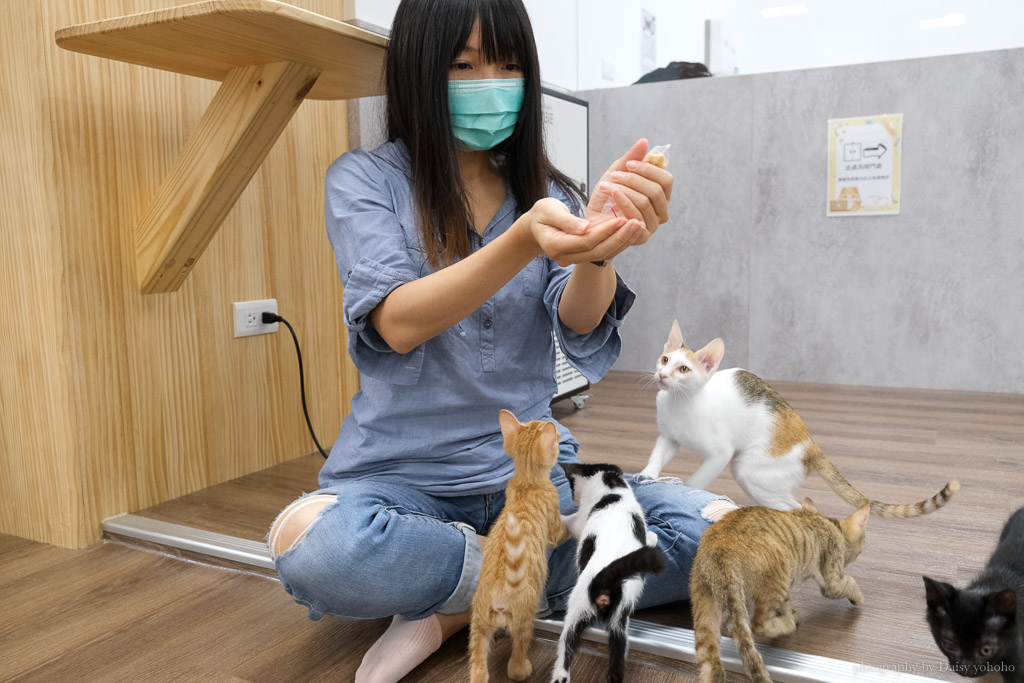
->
[586,138,673,243]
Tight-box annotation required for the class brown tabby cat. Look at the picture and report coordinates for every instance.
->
[690,500,870,683]
[468,410,570,683]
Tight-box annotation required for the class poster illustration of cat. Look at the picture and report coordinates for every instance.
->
[829,186,861,212]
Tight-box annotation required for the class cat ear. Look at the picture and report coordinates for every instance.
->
[851,504,870,531]
[841,504,869,537]
[537,422,560,465]
[923,576,957,608]
[498,409,521,442]
[802,498,819,513]
[695,338,725,375]
[985,589,1018,622]
[664,319,685,353]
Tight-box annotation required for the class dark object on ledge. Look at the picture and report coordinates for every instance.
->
[634,61,712,84]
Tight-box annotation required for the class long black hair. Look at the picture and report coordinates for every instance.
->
[386,0,585,267]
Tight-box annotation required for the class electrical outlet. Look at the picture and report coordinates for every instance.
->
[233,299,279,338]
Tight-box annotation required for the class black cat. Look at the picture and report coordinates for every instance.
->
[924,507,1024,682]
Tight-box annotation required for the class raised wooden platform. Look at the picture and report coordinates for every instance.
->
[55,1,387,102]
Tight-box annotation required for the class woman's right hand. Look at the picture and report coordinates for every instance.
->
[520,197,646,267]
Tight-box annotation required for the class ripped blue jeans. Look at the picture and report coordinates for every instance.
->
[273,471,732,622]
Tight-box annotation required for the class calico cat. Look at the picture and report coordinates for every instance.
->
[924,506,1024,682]
[691,499,869,683]
[641,320,960,516]
[551,463,665,683]
[469,410,570,683]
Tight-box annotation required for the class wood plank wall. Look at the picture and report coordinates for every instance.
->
[0,0,362,548]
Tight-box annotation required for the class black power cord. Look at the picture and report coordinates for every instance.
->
[262,311,330,459]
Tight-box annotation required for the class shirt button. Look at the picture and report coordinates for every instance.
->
[482,319,493,330]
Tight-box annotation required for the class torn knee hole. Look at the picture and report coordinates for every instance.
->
[702,498,739,522]
[269,494,336,557]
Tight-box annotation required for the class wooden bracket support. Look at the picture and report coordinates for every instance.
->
[55,0,387,293]
[135,61,321,293]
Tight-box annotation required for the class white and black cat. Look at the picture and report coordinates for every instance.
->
[641,320,959,517]
[924,507,1024,682]
[552,463,664,683]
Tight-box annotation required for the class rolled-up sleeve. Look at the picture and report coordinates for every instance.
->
[544,265,635,383]
[325,150,424,385]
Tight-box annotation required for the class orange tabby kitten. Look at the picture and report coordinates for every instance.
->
[468,410,570,682]
[690,500,870,683]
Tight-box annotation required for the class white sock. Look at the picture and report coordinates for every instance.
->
[354,614,444,683]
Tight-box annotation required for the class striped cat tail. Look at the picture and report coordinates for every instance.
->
[503,512,526,591]
[804,448,871,508]
[806,447,960,518]
[868,479,960,518]
[690,580,726,683]
[719,580,772,683]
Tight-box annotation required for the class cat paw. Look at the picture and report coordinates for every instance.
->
[507,658,532,680]
[646,530,658,547]
[700,665,727,683]
[774,604,799,626]
[754,615,797,638]
[550,666,570,683]
[845,578,864,605]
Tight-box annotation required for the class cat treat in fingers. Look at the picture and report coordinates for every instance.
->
[643,144,670,169]
[468,410,570,683]
[642,319,960,516]
[551,463,665,683]
[601,144,671,218]
[691,500,870,683]
[924,506,1024,681]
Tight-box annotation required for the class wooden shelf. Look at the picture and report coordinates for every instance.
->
[56,0,388,293]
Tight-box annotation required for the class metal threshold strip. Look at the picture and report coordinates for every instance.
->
[103,514,275,571]
[104,514,942,683]
[534,617,941,683]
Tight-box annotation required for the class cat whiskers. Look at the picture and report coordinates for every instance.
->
[668,382,698,399]
[635,374,661,394]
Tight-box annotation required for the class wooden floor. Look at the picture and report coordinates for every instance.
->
[6,371,1022,682]
[0,532,709,682]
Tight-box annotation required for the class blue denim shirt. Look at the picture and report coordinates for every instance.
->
[319,140,636,495]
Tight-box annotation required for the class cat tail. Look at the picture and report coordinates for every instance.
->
[592,546,665,589]
[501,512,528,605]
[718,579,772,683]
[587,546,665,612]
[806,446,960,518]
[690,580,726,683]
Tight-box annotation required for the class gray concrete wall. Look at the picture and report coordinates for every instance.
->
[582,48,1024,394]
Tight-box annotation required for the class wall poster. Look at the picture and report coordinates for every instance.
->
[827,114,902,216]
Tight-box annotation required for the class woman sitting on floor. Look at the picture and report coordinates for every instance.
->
[268,1,736,681]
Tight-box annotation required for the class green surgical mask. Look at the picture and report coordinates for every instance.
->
[448,78,525,151]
